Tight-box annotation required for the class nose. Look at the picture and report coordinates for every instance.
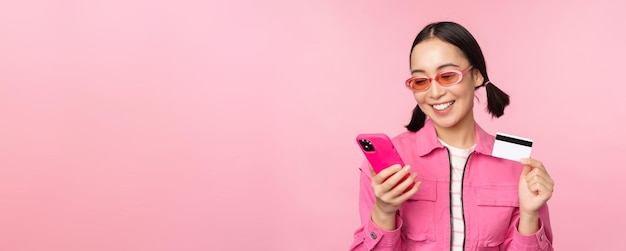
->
[428,79,446,99]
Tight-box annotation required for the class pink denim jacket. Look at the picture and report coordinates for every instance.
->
[350,119,553,250]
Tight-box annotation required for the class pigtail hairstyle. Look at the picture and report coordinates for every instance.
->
[406,104,427,132]
[483,81,509,118]
[405,22,510,132]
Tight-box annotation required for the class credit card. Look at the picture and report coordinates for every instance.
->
[492,132,533,162]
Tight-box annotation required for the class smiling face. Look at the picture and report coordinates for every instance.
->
[409,38,484,131]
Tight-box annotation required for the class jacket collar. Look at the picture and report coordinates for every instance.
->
[415,119,494,156]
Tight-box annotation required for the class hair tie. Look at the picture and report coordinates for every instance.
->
[482,80,492,87]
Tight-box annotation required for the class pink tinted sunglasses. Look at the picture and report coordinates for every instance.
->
[405,65,473,92]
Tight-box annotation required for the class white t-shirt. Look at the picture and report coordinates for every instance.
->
[439,139,475,251]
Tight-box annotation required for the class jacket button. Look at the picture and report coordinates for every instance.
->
[370,232,377,240]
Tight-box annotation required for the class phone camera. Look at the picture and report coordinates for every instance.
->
[359,139,375,152]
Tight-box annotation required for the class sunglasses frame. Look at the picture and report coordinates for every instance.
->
[405,65,474,92]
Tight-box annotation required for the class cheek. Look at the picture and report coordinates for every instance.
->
[413,92,426,104]
[452,82,476,98]
[413,93,430,112]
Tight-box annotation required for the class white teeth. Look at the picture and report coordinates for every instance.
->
[433,101,454,111]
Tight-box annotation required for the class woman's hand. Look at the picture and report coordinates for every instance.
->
[518,158,554,234]
[369,164,420,230]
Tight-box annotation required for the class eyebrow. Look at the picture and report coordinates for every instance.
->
[411,63,460,74]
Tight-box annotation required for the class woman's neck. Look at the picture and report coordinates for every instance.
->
[434,115,476,149]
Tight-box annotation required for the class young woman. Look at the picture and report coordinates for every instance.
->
[350,22,554,251]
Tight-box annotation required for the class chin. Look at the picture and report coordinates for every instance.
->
[428,115,461,129]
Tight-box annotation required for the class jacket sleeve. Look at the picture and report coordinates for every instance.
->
[349,161,405,251]
[501,204,553,250]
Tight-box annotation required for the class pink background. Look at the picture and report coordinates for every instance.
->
[1,0,625,250]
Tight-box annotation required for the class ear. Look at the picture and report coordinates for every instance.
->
[472,68,484,88]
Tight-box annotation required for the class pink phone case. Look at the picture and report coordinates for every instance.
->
[356,133,414,192]
[356,133,405,173]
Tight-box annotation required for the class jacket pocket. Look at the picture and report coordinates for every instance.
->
[475,186,518,249]
[401,179,437,242]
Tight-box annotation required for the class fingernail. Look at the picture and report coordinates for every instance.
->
[403,165,411,171]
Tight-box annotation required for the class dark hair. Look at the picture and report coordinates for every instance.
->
[405,21,510,132]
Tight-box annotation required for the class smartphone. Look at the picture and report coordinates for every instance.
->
[356,133,414,191]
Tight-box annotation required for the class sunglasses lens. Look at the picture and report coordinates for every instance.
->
[437,72,460,85]
[409,78,429,91]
